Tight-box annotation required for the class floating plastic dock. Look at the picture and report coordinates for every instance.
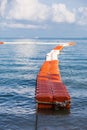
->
[35,42,75,109]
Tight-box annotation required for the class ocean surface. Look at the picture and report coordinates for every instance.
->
[0,38,87,130]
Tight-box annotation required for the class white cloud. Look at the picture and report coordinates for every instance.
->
[1,22,47,29]
[77,7,87,25]
[0,0,87,29]
[52,3,76,23]
[7,0,50,21]
[0,0,7,16]
[7,1,76,24]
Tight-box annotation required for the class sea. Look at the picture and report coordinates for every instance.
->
[0,38,87,130]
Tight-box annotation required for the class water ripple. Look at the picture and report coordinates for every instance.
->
[0,41,87,130]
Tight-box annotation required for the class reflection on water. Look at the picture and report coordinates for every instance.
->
[36,109,70,130]
[37,109,70,115]
[14,44,37,57]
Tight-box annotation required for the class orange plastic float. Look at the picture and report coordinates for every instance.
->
[35,42,75,109]
[0,41,4,44]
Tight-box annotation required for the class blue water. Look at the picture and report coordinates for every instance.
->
[0,38,87,130]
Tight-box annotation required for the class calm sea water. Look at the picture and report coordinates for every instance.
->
[0,38,87,130]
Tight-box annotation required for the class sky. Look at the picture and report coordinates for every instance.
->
[0,0,87,38]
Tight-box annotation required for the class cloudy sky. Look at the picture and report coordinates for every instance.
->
[0,0,87,38]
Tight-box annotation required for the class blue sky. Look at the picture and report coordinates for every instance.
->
[0,0,87,38]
